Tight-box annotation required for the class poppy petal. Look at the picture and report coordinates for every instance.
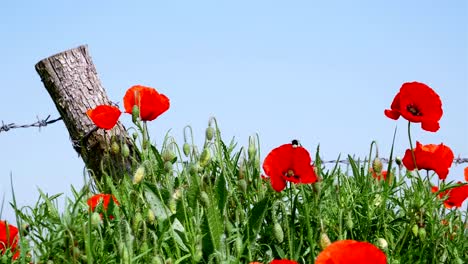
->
[86,105,121,130]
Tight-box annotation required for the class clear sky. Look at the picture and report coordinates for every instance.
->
[1,1,467,224]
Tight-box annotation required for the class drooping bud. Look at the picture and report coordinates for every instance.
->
[273,222,284,243]
[418,227,426,240]
[205,126,215,141]
[162,149,176,162]
[111,141,120,154]
[132,105,140,123]
[376,238,388,250]
[199,148,211,167]
[412,224,419,237]
[346,211,354,230]
[200,191,210,207]
[183,143,191,157]
[133,166,145,184]
[121,143,130,158]
[372,157,383,173]
[395,156,402,167]
[320,232,331,249]
[132,132,138,141]
[90,212,102,227]
[147,208,155,224]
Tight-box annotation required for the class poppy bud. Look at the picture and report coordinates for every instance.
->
[200,191,210,207]
[412,224,419,237]
[132,132,138,140]
[376,238,388,250]
[183,143,191,157]
[236,236,243,254]
[395,156,402,167]
[164,161,173,173]
[133,166,145,184]
[346,211,354,230]
[169,199,176,213]
[248,137,256,160]
[205,126,215,141]
[372,157,383,173]
[320,232,331,249]
[200,149,211,167]
[273,222,284,243]
[418,227,426,240]
[121,144,130,158]
[132,212,143,232]
[132,105,140,123]
[151,256,164,264]
[111,141,120,154]
[147,209,155,224]
[238,179,247,193]
[90,212,102,227]
[162,149,176,162]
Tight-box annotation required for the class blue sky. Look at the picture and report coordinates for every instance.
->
[1,1,467,223]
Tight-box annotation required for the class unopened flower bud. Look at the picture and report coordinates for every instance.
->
[90,212,102,227]
[162,149,176,162]
[147,209,155,224]
[200,191,210,207]
[372,157,383,173]
[418,227,426,240]
[111,141,120,154]
[412,224,419,237]
[395,156,402,167]
[183,143,191,157]
[200,149,211,167]
[132,105,140,123]
[320,232,331,249]
[205,127,215,141]
[238,179,247,193]
[132,212,143,232]
[346,211,354,230]
[121,144,130,157]
[377,238,388,250]
[248,137,256,160]
[164,161,173,173]
[273,222,284,243]
[133,166,145,184]
[132,132,138,140]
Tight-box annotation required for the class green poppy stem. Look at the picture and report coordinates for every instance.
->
[407,121,422,178]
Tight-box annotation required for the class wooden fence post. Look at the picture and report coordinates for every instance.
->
[35,45,137,183]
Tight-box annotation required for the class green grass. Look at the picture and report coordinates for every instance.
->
[3,119,468,264]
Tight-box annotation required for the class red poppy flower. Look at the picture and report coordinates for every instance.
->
[464,167,468,182]
[315,240,387,264]
[370,168,388,181]
[86,105,122,130]
[262,140,318,192]
[123,85,170,121]
[87,194,120,219]
[402,142,454,180]
[0,220,20,260]
[438,183,468,209]
[384,82,443,132]
[270,260,298,264]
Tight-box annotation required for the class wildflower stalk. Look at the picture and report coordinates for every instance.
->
[407,121,422,179]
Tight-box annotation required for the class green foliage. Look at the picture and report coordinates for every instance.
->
[7,121,468,263]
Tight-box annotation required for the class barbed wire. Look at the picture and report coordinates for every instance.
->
[1,115,467,165]
[318,157,468,165]
[0,115,62,133]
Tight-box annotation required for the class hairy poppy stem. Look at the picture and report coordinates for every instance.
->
[407,121,422,178]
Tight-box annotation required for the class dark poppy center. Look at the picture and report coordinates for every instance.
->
[285,169,300,179]
[406,104,422,116]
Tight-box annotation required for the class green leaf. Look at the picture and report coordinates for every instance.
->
[246,197,270,244]
[144,185,170,221]
[201,192,224,258]
[215,173,228,213]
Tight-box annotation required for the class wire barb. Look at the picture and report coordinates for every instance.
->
[0,115,63,133]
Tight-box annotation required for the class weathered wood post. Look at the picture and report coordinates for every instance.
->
[35,45,137,183]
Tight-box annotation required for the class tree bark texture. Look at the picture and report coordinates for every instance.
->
[35,45,136,183]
